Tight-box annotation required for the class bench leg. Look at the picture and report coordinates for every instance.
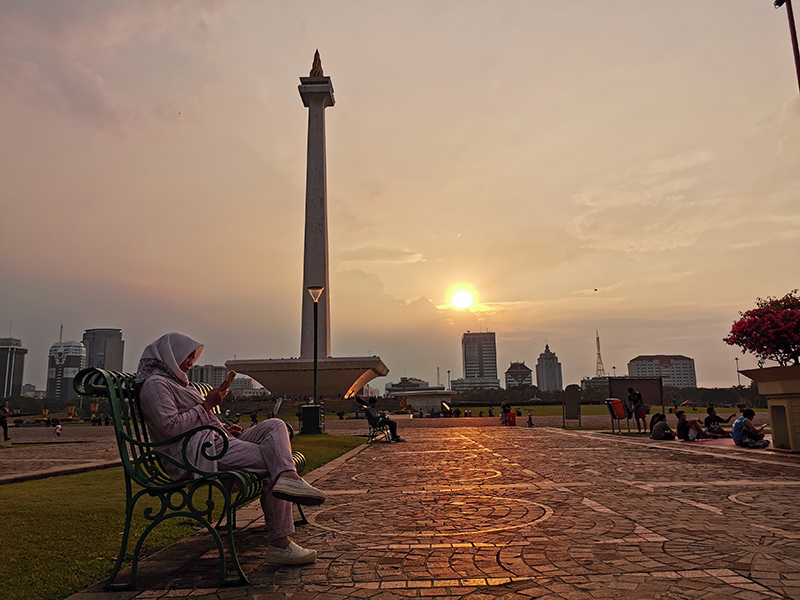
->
[294,502,308,526]
[104,481,137,591]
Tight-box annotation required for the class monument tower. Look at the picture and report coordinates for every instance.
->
[226,53,388,399]
[299,50,333,360]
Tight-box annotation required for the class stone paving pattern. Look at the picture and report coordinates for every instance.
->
[51,417,800,600]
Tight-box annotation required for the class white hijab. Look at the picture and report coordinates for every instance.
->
[140,332,203,385]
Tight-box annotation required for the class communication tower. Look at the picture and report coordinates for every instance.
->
[595,330,606,377]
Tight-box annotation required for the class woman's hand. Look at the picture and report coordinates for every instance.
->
[203,376,233,412]
[228,423,243,436]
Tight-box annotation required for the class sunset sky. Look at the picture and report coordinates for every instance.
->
[2,1,799,391]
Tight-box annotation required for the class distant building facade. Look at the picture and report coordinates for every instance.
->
[82,328,125,371]
[188,364,228,387]
[47,341,86,399]
[580,376,609,390]
[385,377,443,395]
[505,362,533,388]
[0,338,27,398]
[230,375,256,395]
[627,355,697,388]
[21,383,46,399]
[535,344,563,392]
[454,332,500,392]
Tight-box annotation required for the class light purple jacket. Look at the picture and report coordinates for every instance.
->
[138,375,222,480]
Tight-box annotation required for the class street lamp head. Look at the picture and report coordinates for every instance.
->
[307,286,324,302]
[775,0,787,8]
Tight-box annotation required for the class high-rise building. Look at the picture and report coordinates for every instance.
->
[455,332,500,391]
[82,328,125,371]
[0,338,27,398]
[47,341,86,399]
[188,364,228,387]
[627,355,697,388]
[535,344,563,392]
[505,362,533,388]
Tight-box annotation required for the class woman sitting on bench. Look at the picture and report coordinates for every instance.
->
[136,332,326,565]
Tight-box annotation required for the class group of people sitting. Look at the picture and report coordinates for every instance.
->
[649,406,769,448]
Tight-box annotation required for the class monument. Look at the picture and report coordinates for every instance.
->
[227,52,389,399]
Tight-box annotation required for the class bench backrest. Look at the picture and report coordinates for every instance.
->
[73,368,213,487]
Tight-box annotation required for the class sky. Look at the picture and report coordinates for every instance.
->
[2,1,799,392]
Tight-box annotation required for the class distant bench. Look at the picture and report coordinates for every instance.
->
[74,368,305,590]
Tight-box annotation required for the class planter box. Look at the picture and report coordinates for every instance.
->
[390,413,414,420]
[741,365,800,452]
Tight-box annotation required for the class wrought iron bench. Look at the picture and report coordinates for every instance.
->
[362,406,391,442]
[74,367,304,590]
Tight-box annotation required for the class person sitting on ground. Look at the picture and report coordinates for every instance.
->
[365,397,405,442]
[732,409,770,449]
[675,410,711,441]
[650,413,675,440]
[704,407,736,438]
[628,387,647,433]
[136,332,325,566]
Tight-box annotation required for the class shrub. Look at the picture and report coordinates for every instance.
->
[724,290,800,367]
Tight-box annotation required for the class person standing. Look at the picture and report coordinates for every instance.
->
[500,399,511,426]
[628,388,646,433]
[0,401,10,441]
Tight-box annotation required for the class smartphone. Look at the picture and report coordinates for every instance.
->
[223,370,236,387]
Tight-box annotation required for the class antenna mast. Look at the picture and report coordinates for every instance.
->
[595,330,606,377]
[59,323,63,343]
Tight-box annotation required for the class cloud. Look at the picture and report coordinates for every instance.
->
[337,246,425,264]
[568,98,800,255]
[0,0,229,129]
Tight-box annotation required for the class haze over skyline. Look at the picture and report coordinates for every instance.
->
[2,1,799,391]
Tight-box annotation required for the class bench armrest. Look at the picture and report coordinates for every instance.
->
[121,423,239,485]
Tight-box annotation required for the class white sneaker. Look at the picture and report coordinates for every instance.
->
[271,476,327,506]
[264,541,317,565]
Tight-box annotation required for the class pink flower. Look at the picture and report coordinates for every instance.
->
[724,290,800,367]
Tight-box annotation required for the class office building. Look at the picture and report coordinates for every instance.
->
[535,344,563,392]
[188,364,228,387]
[505,362,533,388]
[627,355,697,388]
[1,338,27,398]
[82,328,125,371]
[47,341,86,399]
[454,332,500,391]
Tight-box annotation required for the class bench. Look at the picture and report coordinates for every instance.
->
[362,406,391,442]
[74,367,305,590]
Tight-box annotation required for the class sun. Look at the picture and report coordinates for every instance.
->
[451,289,475,309]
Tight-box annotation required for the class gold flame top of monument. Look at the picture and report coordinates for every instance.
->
[310,50,324,77]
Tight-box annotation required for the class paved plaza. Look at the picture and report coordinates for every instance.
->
[4,417,797,600]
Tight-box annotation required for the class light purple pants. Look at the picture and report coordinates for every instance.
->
[216,419,297,543]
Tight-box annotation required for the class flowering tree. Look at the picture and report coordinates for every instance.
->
[724,290,800,367]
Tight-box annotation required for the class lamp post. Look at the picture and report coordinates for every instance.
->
[774,0,800,94]
[612,366,617,378]
[735,357,741,387]
[307,286,324,404]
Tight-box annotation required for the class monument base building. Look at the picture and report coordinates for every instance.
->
[228,356,388,399]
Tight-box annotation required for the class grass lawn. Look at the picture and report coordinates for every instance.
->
[1,433,365,600]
